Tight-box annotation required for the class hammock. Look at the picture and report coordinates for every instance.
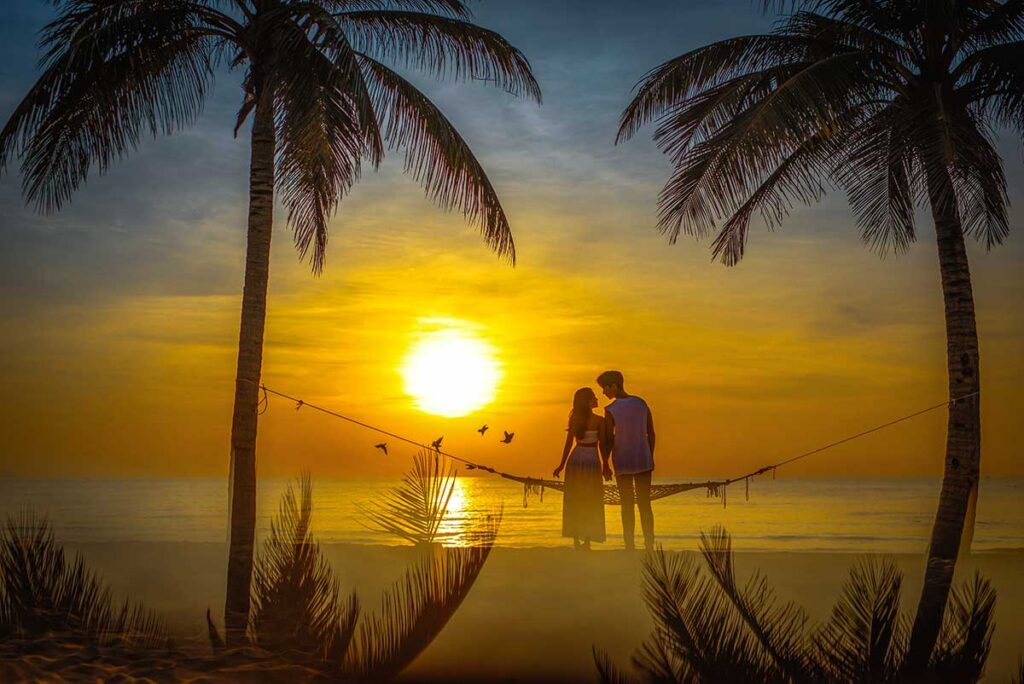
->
[496,469,769,507]
[251,382,976,509]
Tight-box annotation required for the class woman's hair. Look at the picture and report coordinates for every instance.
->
[568,387,595,440]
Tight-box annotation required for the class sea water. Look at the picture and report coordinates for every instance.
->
[1,476,1021,553]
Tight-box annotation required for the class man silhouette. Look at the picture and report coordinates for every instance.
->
[597,370,655,551]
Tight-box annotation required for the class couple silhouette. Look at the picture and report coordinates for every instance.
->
[552,370,655,551]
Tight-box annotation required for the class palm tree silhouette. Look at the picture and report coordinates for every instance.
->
[617,0,1020,668]
[0,0,539,645]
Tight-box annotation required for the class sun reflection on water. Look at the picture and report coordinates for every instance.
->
[438,477,482,547]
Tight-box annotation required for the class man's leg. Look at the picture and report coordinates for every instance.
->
[616,474,636,550]
[635,470,655,550]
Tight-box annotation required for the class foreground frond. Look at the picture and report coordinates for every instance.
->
[600,528,998,684]
[250,475,360,661]
[638,549,780,681]
[356,54,516,263]
[345,513,500,680]
[362,449,458,545]
[928,573,996,683]
[699,527,811,680]
[0,511,167,650]
[812,557,905,682]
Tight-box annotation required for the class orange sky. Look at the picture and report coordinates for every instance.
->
[0,0,1021,480]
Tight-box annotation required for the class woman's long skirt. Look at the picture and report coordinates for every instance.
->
[562,445,606,542]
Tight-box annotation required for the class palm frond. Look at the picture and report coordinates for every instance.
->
[710,131,833,265]
[272,20,369,274]
[599,527,1000,684]
[638,548,779,681]
[928,573,996,683]
[616,34,803,143]
[959,0,1024,49]
[698,527,811,680]
[652,51,874,248]
[339,10,541,101]
[0,0,220,212]
[362,449,458,545]
[594,646,641,684]
[345,512,501,680]
[250,474,360,661]
[959,41,1024,131]
[812,556,905,682]
[0,511,167,650]
[355,53,516,263]
[840,103,922,255]
[327,0,473,19]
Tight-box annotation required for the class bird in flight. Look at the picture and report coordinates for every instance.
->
[431,436,444,452]
[500,431,514,444]
[478,425,489,436]
[374,443,388,456]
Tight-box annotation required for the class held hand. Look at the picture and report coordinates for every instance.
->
[602,465,613,481]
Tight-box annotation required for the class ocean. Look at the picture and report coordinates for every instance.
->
[1,476,1021,553]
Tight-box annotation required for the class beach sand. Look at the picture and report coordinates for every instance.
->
[17,542,1009,683]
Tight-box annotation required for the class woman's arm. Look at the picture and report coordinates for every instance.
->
[553,427,573,478]
[600,414,614,481]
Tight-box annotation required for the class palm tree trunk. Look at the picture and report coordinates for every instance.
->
[906,160,982,671]
[224,88,276,646]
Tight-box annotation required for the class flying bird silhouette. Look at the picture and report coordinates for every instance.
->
[477,424,489,436]
[500,431,514,444]
[431,436,444,452]
[374,443,388,456]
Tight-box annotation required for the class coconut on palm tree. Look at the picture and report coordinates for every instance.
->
[616,0,1020,668]
[0,0,539,644]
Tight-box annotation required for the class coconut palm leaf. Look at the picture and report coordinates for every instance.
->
[249,475,360,661]
[355,52,518,262]
[328,0,473,18]
[599,528,998,684]
[272,24,369,273]
[698,527,811,681]
[0,512,167,650]
[344,512,500,681]
[0,0,220,213]
[636,548,780,682]
[362,449,458,546]
[927,573,996,683]
[338,10,541,100]
[594,646,641,684]
[812,557,905,682]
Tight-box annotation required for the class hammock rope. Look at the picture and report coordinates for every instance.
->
[249,381,978,508]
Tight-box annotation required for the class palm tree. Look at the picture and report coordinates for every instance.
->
[0,0,540,645]
[595,528,996,684]
[616,0,1020,668]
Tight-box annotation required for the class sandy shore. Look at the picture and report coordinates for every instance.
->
[29,543,1019,682]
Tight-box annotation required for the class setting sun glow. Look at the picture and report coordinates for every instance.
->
[400,323,502,417]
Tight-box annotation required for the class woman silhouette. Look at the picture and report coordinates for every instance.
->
[553,387,608,549]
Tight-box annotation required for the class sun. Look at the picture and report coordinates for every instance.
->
[400,323,502,417]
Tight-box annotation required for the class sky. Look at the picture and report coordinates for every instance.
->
[0,0,1021,480]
